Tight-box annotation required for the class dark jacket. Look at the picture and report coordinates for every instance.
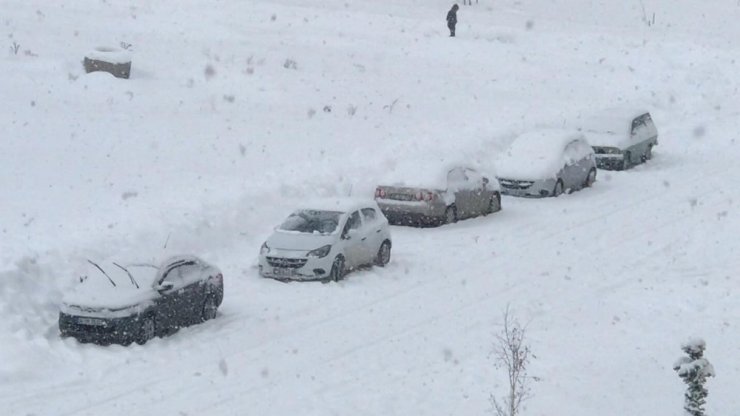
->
[446,5,458,26]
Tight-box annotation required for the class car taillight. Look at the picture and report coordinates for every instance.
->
[416,191,434,201]
[375,187,386,198]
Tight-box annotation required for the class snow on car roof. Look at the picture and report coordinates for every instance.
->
[62,260,160,309]
[296,197,379,214]
[579,107,650,135]
[496,129,586,180]
[61,254,212,310]
[574,107,652,148]
[377,158,496,190]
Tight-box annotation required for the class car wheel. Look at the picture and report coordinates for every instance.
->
[375,241,392,267]
[202,295,218,321]
[642,145,653,162]
[485,193,500,215]
[584,168,596,187]
[136,316,155,345]
[444,205,458,224]
[553,180,564,197]
[622,151,631,170]
[330,256,345,282]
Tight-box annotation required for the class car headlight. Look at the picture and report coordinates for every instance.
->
[260,242,270,255]
[307,245,332,258]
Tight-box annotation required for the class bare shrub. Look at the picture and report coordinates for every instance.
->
[489,307,533,416]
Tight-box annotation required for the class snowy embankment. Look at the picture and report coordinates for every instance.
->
[1,0,739,415]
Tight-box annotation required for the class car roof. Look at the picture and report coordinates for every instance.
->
[296,198,379,214]
[509,129,587,153]
[159,254,204,270]
[495,129,588,179]
[376,160,493,190]
[580,107,651,134]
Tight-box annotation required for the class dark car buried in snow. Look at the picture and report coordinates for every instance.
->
[59,255,223,345]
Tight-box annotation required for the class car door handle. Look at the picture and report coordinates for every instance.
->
[361,237,367,241]
[376,229,381,233]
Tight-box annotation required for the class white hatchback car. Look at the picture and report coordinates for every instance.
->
[259,199,392,282]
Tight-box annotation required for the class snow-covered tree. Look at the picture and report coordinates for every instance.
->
[673,338,715,416]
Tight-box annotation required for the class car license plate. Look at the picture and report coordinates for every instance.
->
[78,317,106,326]
[272,267,295,277]
[389,193,413,201]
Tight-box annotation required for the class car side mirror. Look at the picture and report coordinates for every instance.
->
[343,229,358,240]
[157,281,174,293]
[482,177,489,186]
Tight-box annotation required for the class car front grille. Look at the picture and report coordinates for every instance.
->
[592,146,622,155]
[266,257,308,269]
[499,179,534,190]
[60,315,117,334]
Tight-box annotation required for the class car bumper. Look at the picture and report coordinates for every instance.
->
[58,312,141,345]
[258,254,333,281]
[376,200,446,227]
[499,178,556,198]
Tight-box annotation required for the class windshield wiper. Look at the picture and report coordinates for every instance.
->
[113,262,139,289]
[87,260,117,287]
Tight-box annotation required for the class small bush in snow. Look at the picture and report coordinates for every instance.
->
[673,338,715,416]
[489,307,533,416]
[347,104,357,117]
[283,59,298,70]
[638,0,656,27]
[10,41,20,55]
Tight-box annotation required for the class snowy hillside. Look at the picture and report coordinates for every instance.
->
[1,0,739,414]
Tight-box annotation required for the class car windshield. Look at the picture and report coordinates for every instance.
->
[279,210,342,235]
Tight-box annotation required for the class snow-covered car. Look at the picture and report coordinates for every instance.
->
[374,166,502,227]
[580,108,658,170]
[59,255,224,345]
[496,130,597,197]
[259,199,392,282]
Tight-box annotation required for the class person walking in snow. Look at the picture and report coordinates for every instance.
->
[446,4,459,37]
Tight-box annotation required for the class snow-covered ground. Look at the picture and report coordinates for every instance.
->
[1,0,739,414]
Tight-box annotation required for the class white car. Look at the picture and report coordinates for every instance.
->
[259,199,392,282]
[496,129,597,197]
